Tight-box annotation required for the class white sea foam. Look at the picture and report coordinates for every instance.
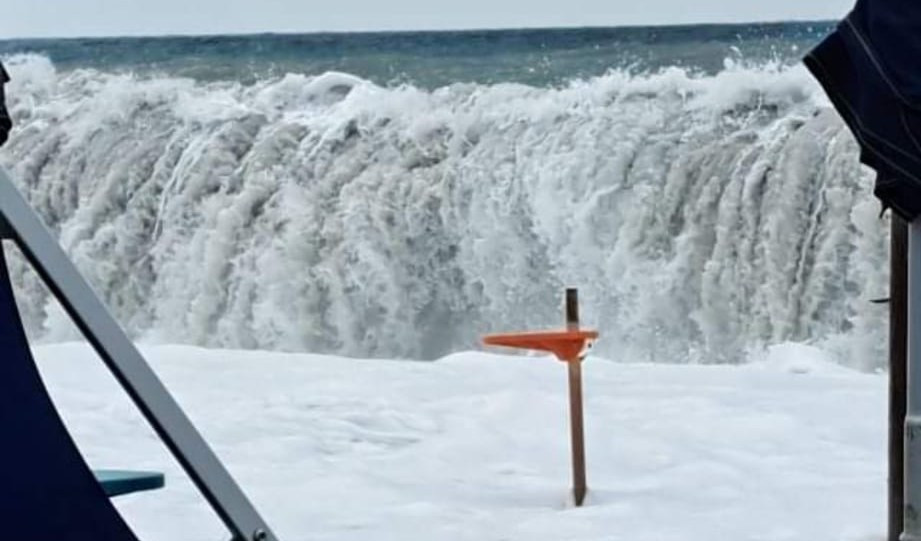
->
[34,343,885,540]
[0,55,887,366]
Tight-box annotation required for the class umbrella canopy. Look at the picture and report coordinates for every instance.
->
[804,0,921,220]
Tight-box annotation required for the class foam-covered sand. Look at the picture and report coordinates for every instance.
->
[35,342,884,540]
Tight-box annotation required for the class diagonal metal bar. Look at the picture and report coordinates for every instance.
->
[0,167,277,541]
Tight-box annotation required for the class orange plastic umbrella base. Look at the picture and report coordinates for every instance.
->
[483,330,598,362]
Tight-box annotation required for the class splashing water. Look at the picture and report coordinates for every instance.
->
[0,54,888,367]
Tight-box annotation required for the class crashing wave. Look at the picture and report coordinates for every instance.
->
[0,54,887,366]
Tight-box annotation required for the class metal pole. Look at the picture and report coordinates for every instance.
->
[0,169,278,541]
[904,219,921,541]
[892,216,908,541]
[565,288,587,506]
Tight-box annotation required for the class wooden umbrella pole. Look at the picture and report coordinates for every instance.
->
[891,216,908,541]
[566,288,587,506]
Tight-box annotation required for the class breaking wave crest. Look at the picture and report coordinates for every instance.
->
[0,54,887,366]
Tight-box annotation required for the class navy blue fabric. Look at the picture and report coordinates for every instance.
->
[804,0,921,220]
[0,245,139,540]
[0,60,10,148]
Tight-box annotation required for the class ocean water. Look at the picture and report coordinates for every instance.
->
[0,22,889,367]
[0,23,830,87]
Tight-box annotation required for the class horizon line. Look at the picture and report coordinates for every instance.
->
[0,18,836,43]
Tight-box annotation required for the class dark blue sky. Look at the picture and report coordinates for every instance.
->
[2,0,852,38]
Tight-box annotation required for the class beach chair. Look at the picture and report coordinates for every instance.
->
[0,167,278,541]
[95,470,166,498]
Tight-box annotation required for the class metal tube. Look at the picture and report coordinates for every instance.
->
[0,168,278,541]
[904,219,921,541]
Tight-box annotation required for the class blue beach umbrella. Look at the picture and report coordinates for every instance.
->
[804,0,921,219]
[805,3,921,540]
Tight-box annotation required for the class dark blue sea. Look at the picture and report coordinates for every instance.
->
[0,22,832,87]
